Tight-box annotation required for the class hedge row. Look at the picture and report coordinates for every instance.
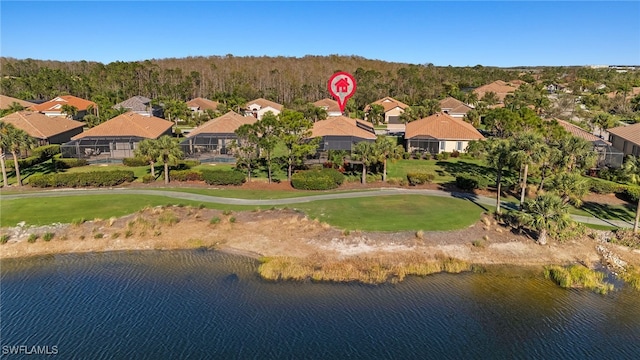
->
[5,145,61,169]
[201,170,245,186]
[292,168,344,190]
[587,178,627,194]
[52,156,88,169]
[122,157,201,169]
[170,170,203,182]
[29,170,135,188]
[407,172,436,186]
[455,173,490,191]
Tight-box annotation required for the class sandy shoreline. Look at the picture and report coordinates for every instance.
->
[2,205,639,273]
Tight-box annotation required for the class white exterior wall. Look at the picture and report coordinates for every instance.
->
[441,140,470,153]
[256,107,280,120]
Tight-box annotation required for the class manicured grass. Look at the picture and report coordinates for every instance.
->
[1,193,486,231]
[0,195,258,226]
[583,223,618,231]
[386,158,487,183]
[294,194,487,231]
[153,187,374,199]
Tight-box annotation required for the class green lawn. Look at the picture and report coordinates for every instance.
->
[294,194,487,231]
[0,195,258,227]
[1,193,486,231]
[386,158,488,183]
[152,187,374,200]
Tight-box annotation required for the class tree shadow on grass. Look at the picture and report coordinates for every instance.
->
[9,160,58,183]
[580,201,635,222]
[436,160,496,179]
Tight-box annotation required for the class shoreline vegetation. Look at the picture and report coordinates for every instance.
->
[2,204,640,293]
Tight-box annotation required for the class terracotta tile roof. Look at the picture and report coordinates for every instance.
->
[554,119,610,145]
[113,96,151,112]
[366,97,409,113]
[187,97,220,111]
[473,80,520,102]
[0,95,35,109]
[186,111,257,137]
[0,111,85,139]
[72,112,172,140]
[405,113,485,140]
[30,95,97,113]
[439,97,472,115]
[246,98,283,111]
[608,122,640,145]
[313,98,341,113]
[311,116,376,139]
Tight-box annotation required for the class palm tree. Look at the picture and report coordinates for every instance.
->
[548,172,589,207]
[352,141,377,184]
[5,125,35,186]
[520,194,573,245]
[485,138,512,215]
[134,139,160,177]
[511,132,545,207]
[0,122,11,186]
[153,135,183,184]
[366,104,384,125]
[374,136,404,182]
[622,156,640,233]
[60,104,78,119]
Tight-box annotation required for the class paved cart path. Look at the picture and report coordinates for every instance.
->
[1,188,635,228]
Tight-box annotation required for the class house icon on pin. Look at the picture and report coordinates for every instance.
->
[335,78,350,93]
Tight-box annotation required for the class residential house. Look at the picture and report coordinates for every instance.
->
[554,119,623,168]
[29,95,97,120]
[187,97,220,114]
[0,95,35,110]
[405,113,485,154]
[439,97,473,118]
[473,80,521,105]
[0,111,84,145]
[180,111,256,159]
[113,96,161,117]
[608,122,640,157]
[245,98,283,120]
[310,116,376,152]
[61,112,173,159]
[313,98,342,117]
[365,97,409,132]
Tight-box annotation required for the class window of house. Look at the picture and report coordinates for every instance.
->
[439,141,446,151]
[457,141,463,151]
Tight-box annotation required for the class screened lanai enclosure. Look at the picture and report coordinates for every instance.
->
[179,134,236,163]
[61,136,145,161]
[405,137,442,155]
[316,136,375,152]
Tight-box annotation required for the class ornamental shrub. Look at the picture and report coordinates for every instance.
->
[201,170,245,186]
[291,168,344,190]
[122,157,149,167]
[406,172,436,185]
[455,173,490,190]
[28,170,135,188]
[587,178,626,194]
[142,175,156,184]
[169,169,203,182]
[52,156,88,169]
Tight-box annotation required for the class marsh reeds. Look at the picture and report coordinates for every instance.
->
[620,266,640,291]
[258,253,472,284]
[544,265,614,294]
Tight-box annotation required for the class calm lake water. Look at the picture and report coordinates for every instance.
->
[1,250,639,359]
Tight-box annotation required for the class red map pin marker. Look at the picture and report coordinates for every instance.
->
[328,72,356,113]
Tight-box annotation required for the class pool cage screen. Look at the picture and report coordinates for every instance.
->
[61,136,146,160]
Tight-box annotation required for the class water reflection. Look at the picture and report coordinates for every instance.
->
[1,251,639,359]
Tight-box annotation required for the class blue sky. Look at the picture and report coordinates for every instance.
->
[1,1,639,67]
